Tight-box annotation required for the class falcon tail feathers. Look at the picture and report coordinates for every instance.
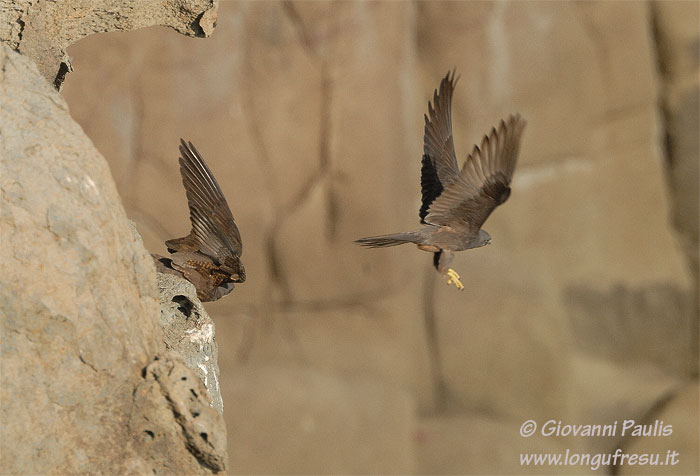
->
[354,232,420,248]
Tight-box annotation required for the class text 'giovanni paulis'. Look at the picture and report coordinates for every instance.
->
[540,419,672,438]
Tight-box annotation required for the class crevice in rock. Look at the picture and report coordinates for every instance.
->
[255,2,342,305]
[265,230,290,301]
[172,295,194,318]
[266,165,325,303]
[281,3,339,241]
[318,60,338,241]
[190,11,207,38]
[281,1,314,54]
[240,41,289,301]
[648,3,699,377]
[16,17,25,46]
[53,58,72,90]
[78,353,99,373]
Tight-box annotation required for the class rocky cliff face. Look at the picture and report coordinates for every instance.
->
[60,3,697,473]
[2,0,697,474]
[0,1,228,473]
[0,0,217,89]
[156,271,225,415]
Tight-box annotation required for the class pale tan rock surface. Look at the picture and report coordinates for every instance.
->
[0,0,218,89]
[618,382,699,475]
[0,42,226,474]
[130,354,228,473]
[157,271,224,414]
[60,1,697,474]
[652,1,699,375]
[653,2,699,270]
[415,415,582,475]
[223,364,415,475]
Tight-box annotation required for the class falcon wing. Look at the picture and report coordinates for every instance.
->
[175,139,243,259]
[419,154,444,223]
[424,114,526,235]
[423,70,461,187]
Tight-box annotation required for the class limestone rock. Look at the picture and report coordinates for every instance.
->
[129,354,228,473]
[59,2,697,474]
[156,271,224,415]
[566,283,695,376]
[0,43,226,474]
[0,0,219,89]
[618,382,699,475]
[652,2,699,375]
[416,415,580,475]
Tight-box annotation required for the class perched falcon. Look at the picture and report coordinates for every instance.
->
[355,70,526,290]
[153,139,245,301]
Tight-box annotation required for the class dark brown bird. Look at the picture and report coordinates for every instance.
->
[355,71,526,290]
[153,139,245,301]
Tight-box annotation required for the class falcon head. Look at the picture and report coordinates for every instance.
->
[221,256,246,283]
[476,229,492,247]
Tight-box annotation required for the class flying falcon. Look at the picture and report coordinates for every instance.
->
[355,71,525,290]
[153,139,245,301]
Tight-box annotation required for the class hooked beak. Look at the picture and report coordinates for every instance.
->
[233,269,246,283]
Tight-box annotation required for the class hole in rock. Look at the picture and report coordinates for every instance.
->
[172,295,193,317]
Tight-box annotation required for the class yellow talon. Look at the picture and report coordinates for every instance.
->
[446,268,464,290]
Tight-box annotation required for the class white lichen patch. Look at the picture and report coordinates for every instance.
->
[198,363,209,386]
[185,323,214,345]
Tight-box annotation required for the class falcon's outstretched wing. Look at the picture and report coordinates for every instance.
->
[420,70,460,222]
[423,70,460,187]
[168,139,243,260]
[424,114,526,235]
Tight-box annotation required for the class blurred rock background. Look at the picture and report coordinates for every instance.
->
[61,1,697,474]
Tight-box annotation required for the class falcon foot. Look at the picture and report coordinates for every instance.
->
[446,268,464,290]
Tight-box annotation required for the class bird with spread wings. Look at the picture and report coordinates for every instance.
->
[355,71,526,290]
[153,140,245,301]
